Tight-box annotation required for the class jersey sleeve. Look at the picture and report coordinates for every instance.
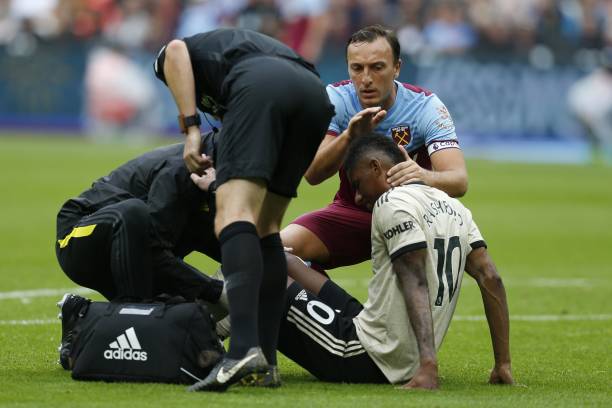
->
[326,84,349,136]
[416,94,459,155]
[466,210,487,251]
[373,193,427,261]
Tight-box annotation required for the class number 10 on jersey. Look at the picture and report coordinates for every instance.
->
[434,236,462,306]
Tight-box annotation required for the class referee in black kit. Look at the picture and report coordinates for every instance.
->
[154,28,334,391]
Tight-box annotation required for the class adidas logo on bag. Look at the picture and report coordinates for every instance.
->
[103,327,148,361]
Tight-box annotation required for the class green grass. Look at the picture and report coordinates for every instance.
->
[0,135,611,407]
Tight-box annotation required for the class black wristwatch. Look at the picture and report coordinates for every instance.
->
[178,113,201,134]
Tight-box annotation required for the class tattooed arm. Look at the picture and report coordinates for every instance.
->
[465,247,513,385]
[394,248,439,390]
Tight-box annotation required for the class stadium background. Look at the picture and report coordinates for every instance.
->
[2,0,612,162]
[0,1,611,407]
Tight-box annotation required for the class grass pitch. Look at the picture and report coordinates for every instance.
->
[0,135,610,407]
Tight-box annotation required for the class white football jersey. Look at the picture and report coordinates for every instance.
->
[353,184,485,384]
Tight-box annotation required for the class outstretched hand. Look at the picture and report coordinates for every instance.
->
[346,107,387,141]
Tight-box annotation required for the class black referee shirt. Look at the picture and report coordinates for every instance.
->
[180,28,318,116]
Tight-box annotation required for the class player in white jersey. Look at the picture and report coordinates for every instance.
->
[276,134,512,389]
[281,25,468,273]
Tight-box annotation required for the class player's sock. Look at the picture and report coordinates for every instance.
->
[218,221,262,359]
[258,233,287,366]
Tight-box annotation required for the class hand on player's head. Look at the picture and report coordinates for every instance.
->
[347,107,387,140]
[386,157,428,187]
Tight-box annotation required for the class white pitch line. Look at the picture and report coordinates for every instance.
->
[0,287,94,300]
[0,277,603,301]
[2,314,612,326]
[0,319,58,325]
[526,278,594,288]
[455,314,612,322]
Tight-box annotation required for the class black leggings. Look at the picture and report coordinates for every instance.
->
[56,199,213,301]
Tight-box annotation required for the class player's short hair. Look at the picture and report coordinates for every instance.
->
[344,133,405,175]
[346,25,401,63]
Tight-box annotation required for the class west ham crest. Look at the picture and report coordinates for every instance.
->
[391,125,411,146]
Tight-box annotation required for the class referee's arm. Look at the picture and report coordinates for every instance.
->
[163,39,210,173]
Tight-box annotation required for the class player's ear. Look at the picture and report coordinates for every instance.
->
[369,158,382,174]
[394,58,402,79]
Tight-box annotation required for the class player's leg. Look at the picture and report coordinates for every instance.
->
[255,191,291,368]
[285,252,328,295]
[280,223,331,264]
[56,198,154,300]
[256,60,334,368]
[105,198,154,299]
[214,178,267,359]
[173,210,221,262]
[278,278,387,383]
[192,56,330,391]
[205,56,295,363]
[283,203,373,270]
[188,178,270,392]
[151,248,223,302]
[56,219,116,300]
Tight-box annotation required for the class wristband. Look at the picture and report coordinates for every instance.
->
[178,114,201,134]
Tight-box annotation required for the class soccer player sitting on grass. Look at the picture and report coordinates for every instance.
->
[272,134,513,388]
[281,25,468,276]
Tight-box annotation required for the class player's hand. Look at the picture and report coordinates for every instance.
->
[346,107,387,141]
[183,128,213,174]
[399,362,439,390]
[190,165,216,192]
[387,155,432,187]
[489,363,513,385]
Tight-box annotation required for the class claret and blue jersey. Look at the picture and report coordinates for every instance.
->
[327,80,460,206]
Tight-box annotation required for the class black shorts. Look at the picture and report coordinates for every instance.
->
[277,280,387,383]
[215,56,334,197]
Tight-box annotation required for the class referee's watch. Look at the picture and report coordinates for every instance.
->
[178,113,201,134]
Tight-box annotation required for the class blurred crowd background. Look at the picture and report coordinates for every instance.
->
[1,0,611,162]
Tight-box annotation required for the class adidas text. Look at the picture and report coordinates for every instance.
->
[103,349,148,361]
